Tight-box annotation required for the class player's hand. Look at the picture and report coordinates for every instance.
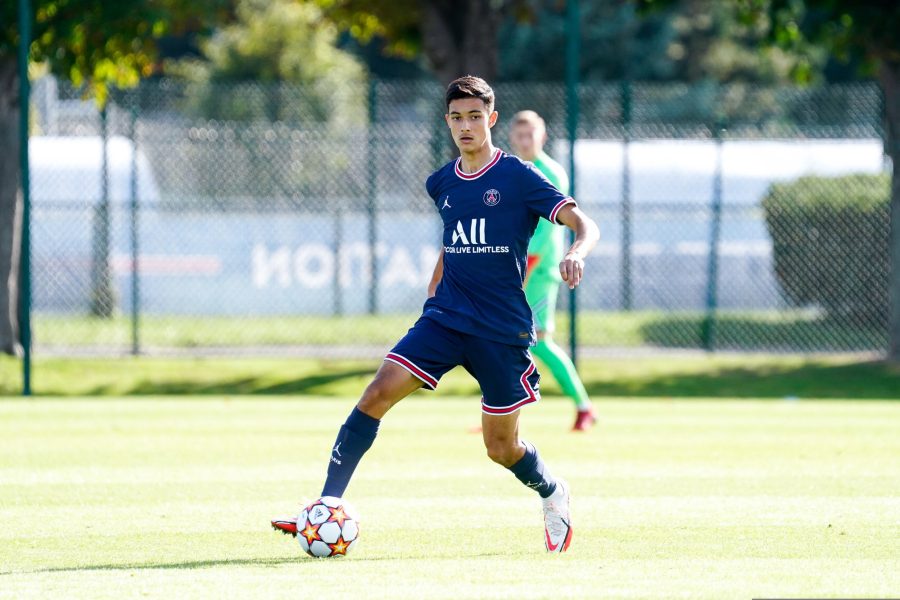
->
[559,252,584,289]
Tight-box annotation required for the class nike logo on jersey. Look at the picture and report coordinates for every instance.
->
[441,196,451,209]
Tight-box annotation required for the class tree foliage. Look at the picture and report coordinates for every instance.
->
[312,0,533,84]
[0,1,234,354]
[1,0,232,102]
[315,0,831,85]
[170,0,366,123]
[640,0,900,360]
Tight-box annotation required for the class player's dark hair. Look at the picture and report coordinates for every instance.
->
[445,76,495,113]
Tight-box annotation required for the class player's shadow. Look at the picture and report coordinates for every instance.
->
[90,368,375,396]
[14,557,297,574]
[9,550,506,574]
[580,358,900,399]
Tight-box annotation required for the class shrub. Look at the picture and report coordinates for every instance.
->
[762,173,890,327]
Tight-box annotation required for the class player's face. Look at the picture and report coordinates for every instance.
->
[446,98,498,153]
[510,122,545,162]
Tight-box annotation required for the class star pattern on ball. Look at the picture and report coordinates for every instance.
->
[301,522,321,545]
[328,536,350,556]
[327,506,348,528]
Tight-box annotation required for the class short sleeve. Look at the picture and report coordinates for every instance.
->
[521,162,575,224]
[425,171,439,202]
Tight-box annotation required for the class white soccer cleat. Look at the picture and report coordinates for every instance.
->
[542,479,572,553]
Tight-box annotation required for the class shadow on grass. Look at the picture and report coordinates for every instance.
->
[582,359,900,399]
[91,368,376,397]
[2,557,297,574]
[640,314,886,352]
[2,550,507,574]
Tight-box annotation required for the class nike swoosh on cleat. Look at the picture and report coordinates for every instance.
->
[545,528,560,552]
[544,518,571,552]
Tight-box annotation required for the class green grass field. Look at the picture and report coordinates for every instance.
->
[2,395,898,599]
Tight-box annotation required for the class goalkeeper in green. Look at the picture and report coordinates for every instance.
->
[510,111,596,431]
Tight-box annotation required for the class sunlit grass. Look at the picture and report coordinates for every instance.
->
[1,397,898,599]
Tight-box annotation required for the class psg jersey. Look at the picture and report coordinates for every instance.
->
[423,149,575,347]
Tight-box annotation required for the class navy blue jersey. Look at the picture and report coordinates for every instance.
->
[423,149,575,347]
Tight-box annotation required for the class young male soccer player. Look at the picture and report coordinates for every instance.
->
[273,76,599,553]
[509,110,597,431]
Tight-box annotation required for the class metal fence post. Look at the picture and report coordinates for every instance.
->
[701,120,725,351]
[129,92,140,354]
[18,0,32,396]
[367,78,378,314]
[566,0,580,366]
[621,78,633,311]
[333,199,343,317]
[90,105,114,318]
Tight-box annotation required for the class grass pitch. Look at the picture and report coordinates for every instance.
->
[1,396,898,599]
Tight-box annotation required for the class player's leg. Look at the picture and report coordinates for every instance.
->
[481,403,573,553]
[321,361,423,498]
[273,362,421,535]
[481,410,556,495]
[532,332,595,430]
[273,317,461,537]
[321,317,464,498]
[533,332,591,410]
[470,338,572,552]
[527,279,595,430]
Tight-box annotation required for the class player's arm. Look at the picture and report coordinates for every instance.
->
[427,248,444,298]
[555,204,599,289]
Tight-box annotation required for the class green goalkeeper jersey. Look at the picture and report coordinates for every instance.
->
[527,152,570,283]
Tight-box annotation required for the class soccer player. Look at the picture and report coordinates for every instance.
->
[509,110,597,431]
[272,76,599,553]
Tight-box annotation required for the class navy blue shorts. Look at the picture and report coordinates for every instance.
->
[385,316,541,415]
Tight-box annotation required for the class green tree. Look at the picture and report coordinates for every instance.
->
[643,0,900,360]
[172,0,365,124]
[314,0,532,85]
[325,0,820,85]
[0,0,231,354]
[500,0,816,83]
[753,0,900,361]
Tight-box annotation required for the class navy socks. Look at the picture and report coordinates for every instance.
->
[322,409,556,500]
[321,406,380,498]
[507,440,558,498]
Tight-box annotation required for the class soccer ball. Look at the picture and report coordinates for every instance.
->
[297,496,360,558]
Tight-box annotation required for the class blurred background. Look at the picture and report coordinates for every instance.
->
[1,0,898,382]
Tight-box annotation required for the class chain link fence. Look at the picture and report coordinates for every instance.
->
[25,76,889,356]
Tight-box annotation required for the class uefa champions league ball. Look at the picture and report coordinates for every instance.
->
[297,496,360,558]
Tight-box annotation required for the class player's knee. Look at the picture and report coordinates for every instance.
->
[358,379,394,414]
[484,437,519,467]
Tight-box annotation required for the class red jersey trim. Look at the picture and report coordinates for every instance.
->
[385,352,439,390]
[480,361,541,415]
[454,149,502,180]
[550,197,576,224]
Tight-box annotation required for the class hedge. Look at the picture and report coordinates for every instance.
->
[761,173,890,327]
